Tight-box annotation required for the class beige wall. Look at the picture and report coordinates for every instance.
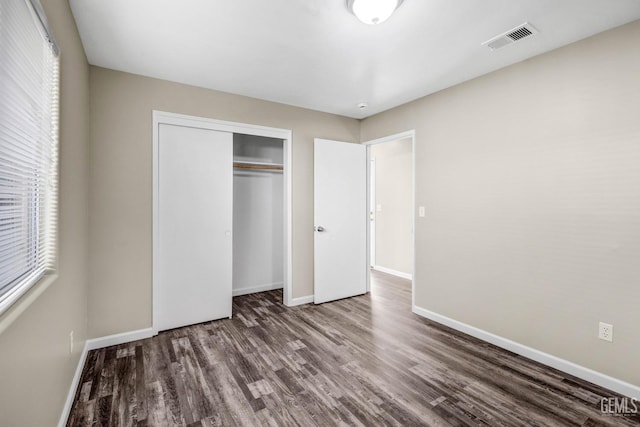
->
[88,67,360,337]
[361,20,640,386]
[0,0,90,425]
[371,138,413,275]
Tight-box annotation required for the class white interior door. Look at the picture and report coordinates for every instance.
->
[314,139,367,304]
[156,124,233,331]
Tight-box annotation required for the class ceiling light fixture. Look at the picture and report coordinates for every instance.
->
[347,0,404,25]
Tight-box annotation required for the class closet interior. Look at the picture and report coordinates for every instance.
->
[232,133,284,297]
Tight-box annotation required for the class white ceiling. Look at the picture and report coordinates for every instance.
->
[70,0,640,119]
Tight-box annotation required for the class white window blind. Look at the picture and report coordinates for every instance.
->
[0,0,59,315]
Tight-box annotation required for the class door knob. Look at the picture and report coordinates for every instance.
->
[314,226,325,232]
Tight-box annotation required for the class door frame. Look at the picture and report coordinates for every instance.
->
[363,130,416,306]
[369,157,376,267]
[152,111,293,333]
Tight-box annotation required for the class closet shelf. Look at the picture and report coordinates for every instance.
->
[233,161,283,172]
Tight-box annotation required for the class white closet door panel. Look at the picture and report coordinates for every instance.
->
[314,139,367,304]
[157,124,233,331]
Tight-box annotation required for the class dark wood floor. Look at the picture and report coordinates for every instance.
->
[68,272,639,426]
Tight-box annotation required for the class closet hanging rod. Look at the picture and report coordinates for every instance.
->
[233,161,283,171]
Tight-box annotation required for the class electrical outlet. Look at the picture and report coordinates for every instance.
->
[69,330,74,354]
[598,322,613,342]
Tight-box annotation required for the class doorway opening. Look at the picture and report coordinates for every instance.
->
[232,134,285,298]
[365,131,416,302]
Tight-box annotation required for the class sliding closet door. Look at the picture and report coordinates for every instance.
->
[156,124,233,331]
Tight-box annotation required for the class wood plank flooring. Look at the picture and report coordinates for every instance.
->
[68,272,639,426]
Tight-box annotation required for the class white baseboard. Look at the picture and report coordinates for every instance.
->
[86,327,155,351]
[233,282,283,297]
[373,265,413,280]
[285,295,314,307]
[58,341,89,427]
[412,305,640,400]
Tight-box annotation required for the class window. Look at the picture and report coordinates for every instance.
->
[0,0,59,315]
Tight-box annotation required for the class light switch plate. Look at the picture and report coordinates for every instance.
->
[418,206,425,217]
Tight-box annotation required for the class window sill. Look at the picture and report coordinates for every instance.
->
[0,273,58,335]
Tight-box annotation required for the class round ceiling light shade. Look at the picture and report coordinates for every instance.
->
[347,0,404,25]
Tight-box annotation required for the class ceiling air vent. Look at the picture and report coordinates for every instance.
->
[482,23,538,51]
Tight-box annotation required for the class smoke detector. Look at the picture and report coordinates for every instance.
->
[482,23,538,51]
